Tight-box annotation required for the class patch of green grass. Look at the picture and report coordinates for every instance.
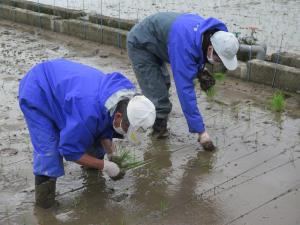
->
[213,72,226,81]
[270,91,285,112]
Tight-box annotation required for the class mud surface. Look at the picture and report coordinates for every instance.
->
[0,20,300,225]
[29,0,300,54]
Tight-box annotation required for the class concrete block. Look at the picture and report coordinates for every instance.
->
[0,5,15,20]
[248,59,300,92]
[237,50,259,62]
[271,52,300,69]
[97,26,128,49]
[60,19,87,39]
[0,5,59,30]
[0,0,85,19]
[60,19,128,49]
[227,61,248,79]
[89,14,136,31]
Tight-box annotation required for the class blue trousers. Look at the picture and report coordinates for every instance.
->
[127,42,172,120]
[20,104,106,178]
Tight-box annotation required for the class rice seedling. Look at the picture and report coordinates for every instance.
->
[112,149,145,170]
[204,72,225,100]
[121,218,126,225]
[160,199,169,215]
[213,72,226,81]
[206,86,216,99]
[270,91,285,112]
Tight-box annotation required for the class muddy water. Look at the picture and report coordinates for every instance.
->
[0,20,300,225]
[29,0,300,54]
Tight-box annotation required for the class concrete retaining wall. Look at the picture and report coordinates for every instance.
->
[53,19,127,48]
[227,61,248,80]
[0,2,299,93]
[237,50,259,62]
[248,59,300,92]
[0,0,85,19]
[0,4,60,30]
[228,59,300,93]
[271,52,300,69]
[89,14,136,31]
[0,4,128,48]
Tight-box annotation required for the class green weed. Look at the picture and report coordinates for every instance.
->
[270,91,285,112]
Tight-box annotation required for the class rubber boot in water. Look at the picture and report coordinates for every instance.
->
[35,175,56,209]
[152,118,169,139]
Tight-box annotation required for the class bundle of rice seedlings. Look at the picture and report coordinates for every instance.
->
[111,149,145,170]
[206,86,216,99]
[213,72,226,81]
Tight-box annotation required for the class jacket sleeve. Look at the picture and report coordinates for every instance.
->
[58,96,100,161]
[168,37,205,133]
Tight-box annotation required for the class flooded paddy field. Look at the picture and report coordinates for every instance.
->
[0,20,300,225]
[28,0,300,54]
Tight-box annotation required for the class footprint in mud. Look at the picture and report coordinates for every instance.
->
[111,192,129,202]
[1,30,11,35]
[0,147,18,156]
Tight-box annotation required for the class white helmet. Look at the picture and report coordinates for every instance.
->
[126,95,156,143]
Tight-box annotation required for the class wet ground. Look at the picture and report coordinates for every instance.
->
[28,0,300,54]
[0,19,300,225]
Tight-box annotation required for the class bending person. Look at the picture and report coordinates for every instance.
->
[19,59,155,208]
[127,12,239,150]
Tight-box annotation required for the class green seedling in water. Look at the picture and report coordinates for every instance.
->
[270,91,285,112]
[112,149,145,170]
[206,86,216,99]
[160,199,169,215]
[213,72,226,81]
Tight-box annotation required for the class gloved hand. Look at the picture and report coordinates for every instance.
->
[198,69,216,92]
[198,131,215,151]
[109,155,123,167]
[102,160,120,177]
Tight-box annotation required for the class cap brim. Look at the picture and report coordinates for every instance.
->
[219,54,238,70]
[212,44,238,71]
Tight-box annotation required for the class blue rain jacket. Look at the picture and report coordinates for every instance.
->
[19,59,135,163]
[168,14,227,133]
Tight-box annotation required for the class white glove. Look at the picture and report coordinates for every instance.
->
[199,131,211,144]
[102,160,120,177]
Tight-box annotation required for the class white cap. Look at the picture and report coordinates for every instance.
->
[210,31,239,70]
[126,95,156,144]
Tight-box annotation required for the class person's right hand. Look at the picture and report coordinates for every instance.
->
[109,155,123,167]
[198,131,215,151]
[102,160,120,177]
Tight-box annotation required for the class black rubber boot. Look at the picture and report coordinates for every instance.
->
[35,175,56,209]
[152,118,169,139]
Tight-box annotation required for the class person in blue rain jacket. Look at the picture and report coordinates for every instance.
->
[127,12,239,150]
[19,59,156,208]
